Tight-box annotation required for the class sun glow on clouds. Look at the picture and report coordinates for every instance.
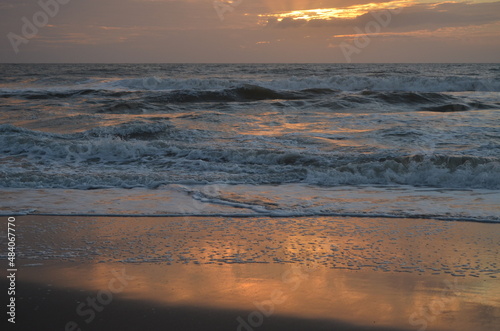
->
[332,21,500,39]
[259,0,414,21]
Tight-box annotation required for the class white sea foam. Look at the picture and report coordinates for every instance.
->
[1,185,499,223]
[1,122,499,189]
[1,64,499,222]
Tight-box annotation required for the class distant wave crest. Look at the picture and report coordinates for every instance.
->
[107,75,500,93]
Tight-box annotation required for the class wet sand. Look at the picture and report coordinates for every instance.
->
[7,278,415,331]
[3,216,500,331]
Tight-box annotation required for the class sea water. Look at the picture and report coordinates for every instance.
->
[1,63,499,221]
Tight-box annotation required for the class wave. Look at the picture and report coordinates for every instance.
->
[4,75,498,96]
[145,84,300,103]
[104,75,500,93]
[2,79,498,115]
[1,124,499,189]
[3,184,499,223]
[0,87,132,99]
[363,91,455,103]
[0,84,299,103]
[0,122,173,140]
[1,157,498,189]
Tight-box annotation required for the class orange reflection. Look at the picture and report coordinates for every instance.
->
[20,261,499,331]
[17,215,500,331]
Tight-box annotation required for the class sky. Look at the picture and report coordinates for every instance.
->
[0,0,499,63]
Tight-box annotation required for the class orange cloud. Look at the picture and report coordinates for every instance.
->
[259,0,413,21]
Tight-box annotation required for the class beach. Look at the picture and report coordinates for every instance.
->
[4,215,499,331]
[1,63,499,330]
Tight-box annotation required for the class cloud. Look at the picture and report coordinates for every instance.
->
[264,1,500,32]
[0,0,498,62]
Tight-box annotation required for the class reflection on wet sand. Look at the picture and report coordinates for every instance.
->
[14,216,500,331]
[17,262,499,331]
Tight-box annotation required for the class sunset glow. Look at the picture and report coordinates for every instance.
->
[0,0,499,63]
[259,1,413,21]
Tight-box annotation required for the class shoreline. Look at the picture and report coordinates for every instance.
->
[2,185,499,223]
[4,213,500,224]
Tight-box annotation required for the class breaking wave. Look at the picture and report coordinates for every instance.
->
[1,124,499,190]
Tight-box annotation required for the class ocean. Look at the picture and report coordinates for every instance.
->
[1,63,499,222]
